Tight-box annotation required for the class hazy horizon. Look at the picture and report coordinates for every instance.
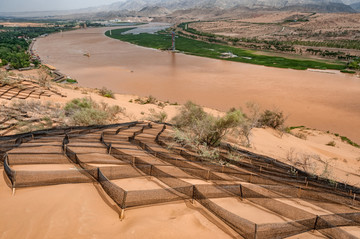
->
[0,0,123,13]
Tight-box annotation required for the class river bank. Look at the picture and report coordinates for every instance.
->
[33,24,360,142]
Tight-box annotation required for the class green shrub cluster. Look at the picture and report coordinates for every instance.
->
[99,87,115,98]
[259,110,285,130]
[347,58,360,70]
[0,26,73,69]
[64,98,124,126]
[147,108,168,123]
[172,101,243,147]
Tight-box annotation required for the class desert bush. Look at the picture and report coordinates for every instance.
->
[99,87,115,98]
[147,108,168,123]
[7,100,65,134]
[173,128,221,162]
[172,101,243,148]
[236,102,261,147]
[259,109,285,129]
[326,141,336,147]
[172,101,208,128]
[37,67,51,88]
[0,72,20,86]
[293,132,307,140]
[286,148,322,175]
[11,100,64,119]
[70,108,109,126]
[64,98,124,126]
[134,95,157,105]
[64,98,94,114]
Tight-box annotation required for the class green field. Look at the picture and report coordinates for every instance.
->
[105,28,346,71]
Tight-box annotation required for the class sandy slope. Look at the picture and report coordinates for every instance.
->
[0,168,238,239]
[231,127,360,186]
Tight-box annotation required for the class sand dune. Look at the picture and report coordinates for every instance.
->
[0,170,237,239]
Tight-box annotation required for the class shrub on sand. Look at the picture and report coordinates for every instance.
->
[99,87,115,99]
[64,97,124,126]
[259,109,285,129]
[147,108,168,123]
[172,101,243,148]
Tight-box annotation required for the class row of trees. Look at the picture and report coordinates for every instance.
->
[0,30,30,68]
[0,26,72,69]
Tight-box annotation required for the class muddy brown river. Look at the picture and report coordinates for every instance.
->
[34,25,360,142]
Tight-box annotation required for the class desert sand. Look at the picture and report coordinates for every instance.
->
[0,174,237,239]
[33,25,360,143]
[211,197,290,223]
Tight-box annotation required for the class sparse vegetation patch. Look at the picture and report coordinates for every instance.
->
[98,87,115,99]
[172,101,243,149]
[64,98,125,126]
[259,109,285,130]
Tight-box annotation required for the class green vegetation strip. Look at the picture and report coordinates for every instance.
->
[0,26,73,68]
[105,28,345,71]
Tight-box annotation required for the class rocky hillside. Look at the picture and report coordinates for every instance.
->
[95,0,356,12]
[351,2,360,11]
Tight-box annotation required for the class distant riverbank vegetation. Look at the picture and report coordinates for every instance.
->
[105,28,346,71]
[0,25,73,69]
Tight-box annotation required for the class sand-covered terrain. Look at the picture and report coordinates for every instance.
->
[191,12,360,41]
[0,22,49,27]
[33,25,360,143]
[1,113,359,238]
[0,178,237,239]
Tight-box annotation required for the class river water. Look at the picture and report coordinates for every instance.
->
[33,23,360,142]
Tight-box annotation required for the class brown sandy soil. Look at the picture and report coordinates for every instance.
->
[11,164,78,171]
[285,231,327,238]
[181,178,213,185]
[33,26,360,143]
[87,163,125,167]
[77,154,125,164]
[227,127,360,186]
[0,169,236,239]
[192,12,360,41]
[275,198,332,215]
[9,146,63,154]
[0,22,49,27]
[341,226,360,237]
[111,176,169,190]
[238,11,306,23]
[211,197,290,223]
[189,12,360,60]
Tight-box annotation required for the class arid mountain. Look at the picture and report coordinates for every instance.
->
[281,2,357,12]
[350,2,360,10]
[138,6,171,16]
[342,0,360,3]
[0,0,356,18]
[93,0,355,12]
